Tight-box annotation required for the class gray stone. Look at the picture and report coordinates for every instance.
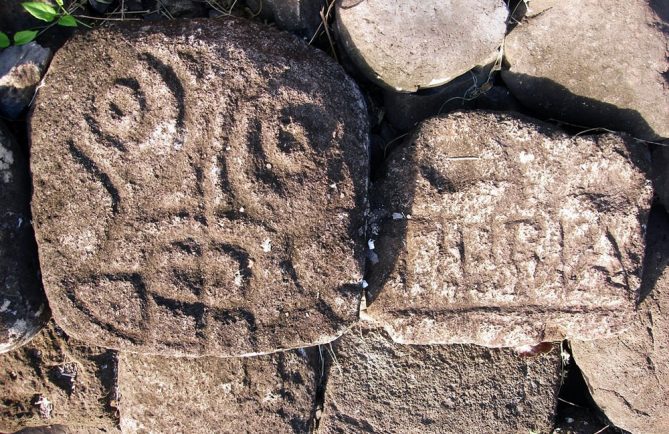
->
[0,322,119,432]
[366,111,652,347]
[502,0,669,140]
[335,0,508,92]
[320,325,562,433]
[0,43,51,120]
[118,349,318,433]
[571,206,669,434]
[1,122,49,354]
[30,18,369,357]
[247,0,323,36]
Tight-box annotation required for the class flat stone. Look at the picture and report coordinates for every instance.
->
[118,348,317,433]
[366,111,652,347]
[0,43,51,120]
[571,206,669,433]
[502,0,669,140]
[29,18,369,357]
[0,322,119,432]
[320,325,562,433]
[1,122,49,354]
[335,0,508,92]
[246,0,322,36]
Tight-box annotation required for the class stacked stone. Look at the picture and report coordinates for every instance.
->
[1,0,668,432]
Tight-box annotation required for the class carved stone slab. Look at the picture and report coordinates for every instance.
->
[366,111,652,347]
[118,349,317,433]
[30,18,369,356]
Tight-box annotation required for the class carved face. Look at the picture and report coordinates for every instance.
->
[30,22,369,356]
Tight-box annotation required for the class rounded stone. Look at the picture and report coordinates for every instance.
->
[335,0,508,92]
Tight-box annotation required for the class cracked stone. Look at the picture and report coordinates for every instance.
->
[571,206,669,434]
[366,111,652,347]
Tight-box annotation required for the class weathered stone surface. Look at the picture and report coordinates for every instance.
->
[320,325,561,433]
[118,348,317,433]
[335,0,507,92]
[0,43,51,120]
[502,0,669,140]
[571,206,669,434]
[247,0,323,36]
[30,18,369,357]
[1,122,49,354]
[0,322,119,432]
[366,111,652,347]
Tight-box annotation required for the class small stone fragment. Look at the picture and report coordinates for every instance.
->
[246,0,323,36]
[367,111,652,347]
[320,325,562,433]
[0,43,51,119]
[335,0,508,91]
[502,0,669,140]
[0,322,119,432]
[1,121,49,354]
[118,349,318,433]
[30,18,369,357]
[571,206,669,434]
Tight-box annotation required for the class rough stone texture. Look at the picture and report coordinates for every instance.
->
[571,206,669,434]
[320,325,562,433]
[0,43,51,120]
[0,122,49,354]
[29,18,369,357]
[502,0,669,140]
[335,0,508,92]
[0,322,119,432]
[366,111,652,347]
[247,0,323,36]
[118,349,317,433]
[383,64,521,132]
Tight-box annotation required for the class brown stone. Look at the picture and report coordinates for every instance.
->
[118,348,318,433]
[571,206,669,434]
[29,18,369,356]
[335,0,507,92]
[366,111,652,347]
[1,121,49,354]
[502,0,669,140]
[319,325,562,433]
[0,322,119,432]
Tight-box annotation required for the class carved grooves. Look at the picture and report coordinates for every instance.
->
[419,164,456,193]
[152,294,207,339]
[246,118,286,196]
[67,141,121,215]
[213,243,253,289]
[138,52,186,131]
[65,273,149,345]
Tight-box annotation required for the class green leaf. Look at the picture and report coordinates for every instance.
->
[21,2,58,22]
[14,30,39,45]
[54,0,63,6]
[57,14,77,27]
[0,32,10,49]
